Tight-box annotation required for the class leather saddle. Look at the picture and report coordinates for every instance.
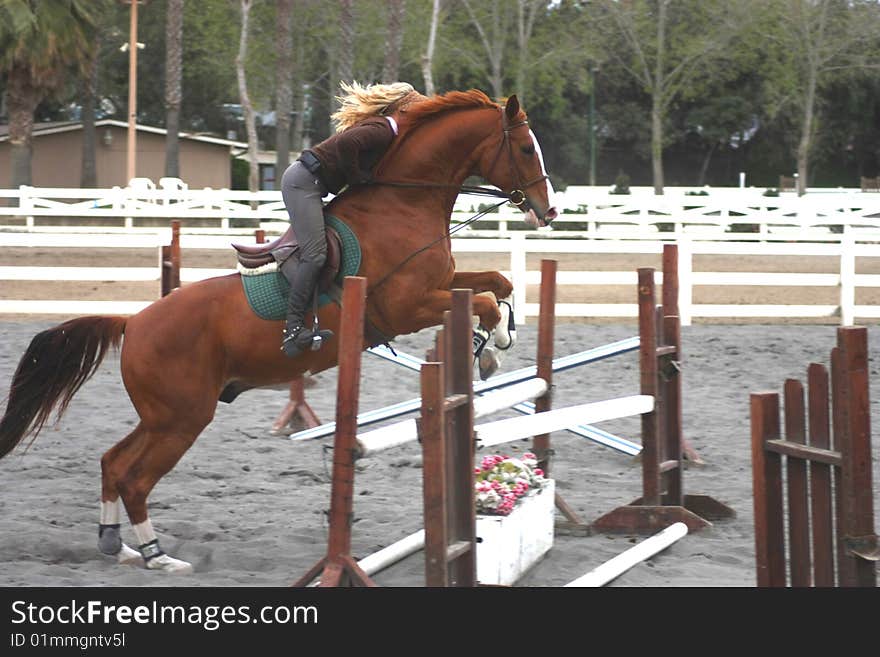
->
[232,225,342,290]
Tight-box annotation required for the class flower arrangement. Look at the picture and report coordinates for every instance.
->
[474,452,549,516]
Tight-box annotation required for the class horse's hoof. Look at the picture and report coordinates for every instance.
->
[478,346,500,380]
[116,543,144,567]
[145,553,194,574]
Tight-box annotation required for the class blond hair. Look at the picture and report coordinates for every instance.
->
[331,81,418,132]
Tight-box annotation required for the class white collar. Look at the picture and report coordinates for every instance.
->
[385,116,399,135]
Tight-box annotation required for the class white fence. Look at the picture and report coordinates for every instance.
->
[2,181,879,323]
[2,181,880,242]
[1,228,878,326]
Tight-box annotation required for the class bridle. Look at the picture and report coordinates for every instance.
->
[362,106,550,297]
[482,109,550,212]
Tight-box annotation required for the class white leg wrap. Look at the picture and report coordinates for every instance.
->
[133,519,193,574]
[132,519,157,546]
[100,500,121,525]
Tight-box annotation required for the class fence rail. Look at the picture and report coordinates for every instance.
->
[3,182,880,241]
[2,228,878,325]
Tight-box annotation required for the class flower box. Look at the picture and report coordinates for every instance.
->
[476,478,555,586]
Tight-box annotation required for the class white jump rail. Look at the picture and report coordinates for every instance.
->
[354,377,549,457]
[289,338,643,458]
[473,395,654,450]
[362,343,642,456]
[564,522,689,587]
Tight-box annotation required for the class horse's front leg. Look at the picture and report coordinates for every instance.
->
[407,289,503,336]
[450,271,517,380]
[449,270,513,300]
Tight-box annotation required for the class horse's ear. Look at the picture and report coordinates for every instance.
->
[505,95,520,121]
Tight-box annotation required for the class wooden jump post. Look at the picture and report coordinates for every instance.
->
[293,275,376,587]
[751,326,877,587]
[591,244,734,534]
[160,219,181,297]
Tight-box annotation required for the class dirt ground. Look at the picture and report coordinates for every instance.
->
[0,243,878,588]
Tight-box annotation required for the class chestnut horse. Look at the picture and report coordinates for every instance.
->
[0,90,556,573]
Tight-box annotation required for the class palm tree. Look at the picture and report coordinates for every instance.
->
[0,0,100,188]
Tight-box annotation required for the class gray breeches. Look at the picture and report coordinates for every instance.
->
[279,160,328,270]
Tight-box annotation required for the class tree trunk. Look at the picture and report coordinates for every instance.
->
[796,59,820,197]
[335,0,354,128]
[651,100,664,195]
[275,0,294,181]
[6,64,41,189]
[80,39,100,188]
[651,0,667,195]
[164,0,184,179]
[421,0,441,96]
[697,142,717,187]
[236,0,260,193]
[382,0,405,84]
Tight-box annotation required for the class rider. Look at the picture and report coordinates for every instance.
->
[279,80,417,358]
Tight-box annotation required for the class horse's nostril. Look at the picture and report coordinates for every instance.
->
[545,207,558,222]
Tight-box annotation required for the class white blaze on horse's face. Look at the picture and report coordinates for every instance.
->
[523,128,558,228]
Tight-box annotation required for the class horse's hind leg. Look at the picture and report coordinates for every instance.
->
[100,421,207,573]
[99,426,148,566]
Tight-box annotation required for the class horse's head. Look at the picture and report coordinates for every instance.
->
[482,95,558,228]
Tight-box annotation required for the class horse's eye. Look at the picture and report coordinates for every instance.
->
[520,144,535,156]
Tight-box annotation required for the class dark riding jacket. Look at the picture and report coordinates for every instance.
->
[299,116,395,194]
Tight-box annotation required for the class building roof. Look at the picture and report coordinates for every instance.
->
[0,119,248,148]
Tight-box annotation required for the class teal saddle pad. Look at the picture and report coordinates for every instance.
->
[240,214,361,320]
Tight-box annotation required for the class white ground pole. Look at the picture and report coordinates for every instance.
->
[564,522,689,587]
[289,339,642,456]
[356,530,425,577]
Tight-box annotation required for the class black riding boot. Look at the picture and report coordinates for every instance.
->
[281,259,333,358]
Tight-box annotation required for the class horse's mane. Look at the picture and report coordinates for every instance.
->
[402,89,523,128]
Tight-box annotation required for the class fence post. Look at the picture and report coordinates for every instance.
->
[510,233,527,325]
[676,238,693,327]
[839,234,855,326]
[19,185,34,228]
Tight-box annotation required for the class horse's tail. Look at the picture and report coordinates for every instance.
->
[0,316,127,459]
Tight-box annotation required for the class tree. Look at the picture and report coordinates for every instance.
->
[0,0,101,187]
[760,0,880,194]
[512,0,543,103]
[235,0,259,193]
[165,0,184,178]
[460,0,509,99]
[590,0,751,194]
